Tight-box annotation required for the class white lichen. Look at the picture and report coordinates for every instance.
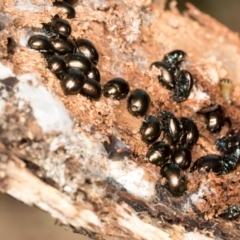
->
[184,231,213,240]
[0,63,14,116]
[14,73,73,134]
[19,28,41,47]
[14,0,52,12]
[188,85,210,112]
[121,6,141,43]
[13,74,156,200]
[0,62,14,79]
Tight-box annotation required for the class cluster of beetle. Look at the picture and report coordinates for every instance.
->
[26,1,144,104]
[148,50,240,217]
[150,50,193,102]
[210,130,240,219]
[26,0,240,217]
[141,50,197,196]
[28,10,103,100]
[142,111,199,196]
[192,105,240,178]
[140,50,240,200]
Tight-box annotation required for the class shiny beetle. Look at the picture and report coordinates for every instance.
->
[80,78,102,100]
[222,145,240,174]
[75,38,99,65]
[172,146,191,170]
[219,78,233,104]
[127,89,150,117]
[87,65,101,83]
[160,163,187,197]
[215,131,240,154]
[163,49,187,76]
[191,154,224,175]
[51,37,75,55]
[145,141,172,166]
[60,69,86,95]
[220,205,240,219]
[198,104,225,133]
[28,34,53,53]
[53,1,76,19]
[179,117,199,148]
[46,54,66,78]
[163,49,187,66]
[140,115,161,144]
[54,0,78,6]
[150,61,175,90]
[103,78,130,100]
[65,53,92,75]
[42,15,71,38]
[158,111,181,144]
[51,14,71,38]
[173,70,193,102]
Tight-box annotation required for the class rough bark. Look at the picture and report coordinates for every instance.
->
[1,0,240,239]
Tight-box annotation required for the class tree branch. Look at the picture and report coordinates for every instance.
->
[1,0,240,239]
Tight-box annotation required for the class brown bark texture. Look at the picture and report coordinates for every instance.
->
[1,0,240,239]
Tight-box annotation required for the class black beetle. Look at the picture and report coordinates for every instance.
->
[87,65,101,83]
[220,205,240,219]
[51,37,75,55]
[173,70,193,102]
[172,146,191,170]
[198,104,225,133]
[46,54,66,78]
[103,78,130,100]
[222,145,240,174]
[145,141,172,166]
[163,49,187,77]
[53,1,76,18]
[127,89,150,117]
[42,15,72,38]
[163,49,186,66]
[60,69,86,95]
[140,115,161,144]
[75,38,99,65]
[50,14,72,38]
[160,163,187,197]
[150,61,175,90]
[65,53,92,75]
[158,111,182,144]
[191,154,224,175]
[215,131,240,154]
[80,78,102,100]
[215,134,233,154]
[28,34,53,53]
[54,0,78,6]
[179,117,199,148]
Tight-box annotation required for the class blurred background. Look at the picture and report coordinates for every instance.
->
[0,194,89,240]
[1,1,240,240]
[178,0,240,33]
